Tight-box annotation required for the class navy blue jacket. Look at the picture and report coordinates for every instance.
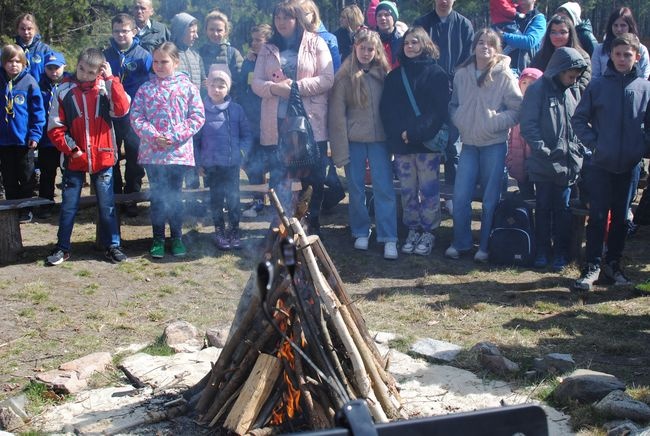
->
[39,73,71,148]
[199,96,252,167]
[238,57,261,139]
[0,68,46,146]
[104,38,152,99]
[15,34,51,84]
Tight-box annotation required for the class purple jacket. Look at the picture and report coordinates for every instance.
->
[199,96,252,167]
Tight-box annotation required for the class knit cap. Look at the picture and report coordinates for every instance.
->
[207,67,232,91]
[376,1,398,22]
[557,2,582,26]
[519,67,543,84]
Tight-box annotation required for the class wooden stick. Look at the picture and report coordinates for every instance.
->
[318,305,356,399]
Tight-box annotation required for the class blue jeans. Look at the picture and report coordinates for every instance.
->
[534,181,571,259]
[452,143,507,252]
[57,167,120,251]
[585,166,633,265]
[145,165,186,240]
[344,142,397,242]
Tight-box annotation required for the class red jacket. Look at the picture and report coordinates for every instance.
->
[506,124,532,183]
[48,75,130,173]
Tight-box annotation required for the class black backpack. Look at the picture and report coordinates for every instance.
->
[488,192,535,266]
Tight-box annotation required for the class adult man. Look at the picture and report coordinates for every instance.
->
[132,0,170,53]
[414,0,474,212]
[501,0,546,74]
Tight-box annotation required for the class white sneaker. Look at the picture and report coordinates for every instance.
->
[354,236,369,250]
[445,199,454,215]
[401,229,421,254]
[384,242,398,260]
[414,232,434,256]
[445,245,460,259]
[242,207,258,218]
[474,249,489,263]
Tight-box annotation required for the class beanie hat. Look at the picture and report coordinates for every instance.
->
[557,2,582,26]
[376,1,398,22]
[519,67,543,84]
[207,67,232,91]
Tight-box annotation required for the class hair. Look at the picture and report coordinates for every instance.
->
[340,5,364,32]
[112,13,136,29]
[77,47,106,71]
[15,13,39,34]
[251,23,273,41]
[1,44,27,67]
[534,15,585,70]
[205,10,230,34]
[603,7,639,53]
[611,32,640,53]
[459,28,503,87]
[399,26,440,62]
[342,28,388,108]
[269,0,315,50]
[299,0,321,27]
[153,41,180,63]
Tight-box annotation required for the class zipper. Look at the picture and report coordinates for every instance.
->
[81,93,93,173]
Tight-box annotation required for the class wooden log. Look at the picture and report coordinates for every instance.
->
[0,209,22,264]
[318,305,356,400]
[224,354,282,435]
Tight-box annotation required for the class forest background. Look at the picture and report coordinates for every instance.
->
[0,0,648,66]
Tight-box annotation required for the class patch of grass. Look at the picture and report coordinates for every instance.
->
[157,285,175,296]
[23,381,64,415]
[83,283,99,295]
[147,310,166,322]
[628,385,650,403]
[140,335,175,356]
[533,301,562,313]
[87,367,124,390]
[567,403,608,432]
[75,269,92,277]
[387,336,413,354]
[16,282,50,304]
[86,311,105,321]
[18,308,35,318]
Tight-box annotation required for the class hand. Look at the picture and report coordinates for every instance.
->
[100,61,112,78]
[71,148,83,158]
[27,140,38,149]
[401,130,409,144]
[271,79,292,99]
[156,136,172,148]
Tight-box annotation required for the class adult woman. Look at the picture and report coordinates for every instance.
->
[444,28,522,262]
[530,14,591,94]
[329,28,398,259]
[334,5,365,62]
[591,7,650,79]
[252,0,334,232]
[380,27,449,256]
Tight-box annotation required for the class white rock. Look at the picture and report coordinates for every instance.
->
[410,338,462,362]
[163,321,202,353]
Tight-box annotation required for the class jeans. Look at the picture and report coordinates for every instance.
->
[57,167,120,251]
[145,164,186,240]
[585,166,633,265]
[452,142,507,252]
[113,116,145,194]
[0,146,35,200]
[204,165,240,230]
[534,181,571,259]
[345,141,397,242]
[394,153,442,232]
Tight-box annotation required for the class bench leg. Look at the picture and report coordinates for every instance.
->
[0,210,23,263]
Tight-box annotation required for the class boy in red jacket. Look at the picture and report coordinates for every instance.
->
[46,48,131,265]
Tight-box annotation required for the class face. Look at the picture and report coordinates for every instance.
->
[549,23,570,48]
[76,60,100,83]
[274,12,297,39]
[519,77,535,94]
[558,68,582,87]
[152,50,178,78]
[45,64,65,82]
[611,44,640,74]
[206,19,228,43]
[112,22,135,49]
[518,0,534,10]
[612,17,630,37]
[475,35,497,63]
[355,41,376,67]
[250,31,268,54]
[18,19,36,45]
[403,35,423,59]
[376,10,394,33]
[133,0,153,26]
[183,23,199,47]
[435,0,455,17]
[207,79,229,103]
[339,14,349,28]
[3,55,24,78]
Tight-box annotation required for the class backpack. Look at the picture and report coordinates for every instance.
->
[488,192,535,266]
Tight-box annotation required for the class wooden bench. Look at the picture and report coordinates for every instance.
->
[0,197,55,263]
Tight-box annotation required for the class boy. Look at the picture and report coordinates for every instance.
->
[104,13,152,213]
[572,33,650,291]
[46,48,131,265]
[37,51,68,218]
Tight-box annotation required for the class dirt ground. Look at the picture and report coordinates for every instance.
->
[1,179,650,408]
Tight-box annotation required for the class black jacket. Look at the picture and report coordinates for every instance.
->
[138,20,170,53]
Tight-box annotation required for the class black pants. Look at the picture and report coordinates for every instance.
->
[0,146,35,200]
[113,116,145,194]
[37,146,61,201]
[299,141,328,221]
[205,165,241,230]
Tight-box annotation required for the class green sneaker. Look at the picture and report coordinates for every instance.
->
[171,238,187,257]
[150,239,165,258]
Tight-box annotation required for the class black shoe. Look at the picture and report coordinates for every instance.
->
[602,261,632,286]
[19,211,33,223]
[106,246,128,263]
[46,248,70,266]
[322,188,346,211]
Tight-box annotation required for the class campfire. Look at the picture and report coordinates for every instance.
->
[189,190,405,434]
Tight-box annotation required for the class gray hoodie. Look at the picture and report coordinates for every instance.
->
[170,12,205,87]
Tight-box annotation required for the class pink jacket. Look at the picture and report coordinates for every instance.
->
[252,31,334,146]
[506,124,532,183]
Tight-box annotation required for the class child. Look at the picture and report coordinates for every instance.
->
[506,67,542,201]
[199,11,243,96]
[37,51,69,218]
[572,33,650,291]
[520,48,587,272]
[104,13,152,208]
[490,0,524,34]
[0,44,46,223]
[46,48,130,265]
[130,42,205,259]
[14,13,51,83]
[200,69,252,250]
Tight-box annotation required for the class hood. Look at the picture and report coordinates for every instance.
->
[170,12,198,48]
[544,47,587,79]
[558,2,581,26]
[15,33,42,50]
[493,54,512,73]
[576,18,593,33]
[204,95,232,114]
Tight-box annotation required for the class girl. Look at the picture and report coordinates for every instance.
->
[131,42,205,258]
[199,11,244,92]
[14,13,51,83]
[380,27,449,256]
[251,0,334,234]
[591,7,650,79]
[329,28,398,260]
[530,14,591,94]
[333,5,364,62]
[445,29,522,263]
